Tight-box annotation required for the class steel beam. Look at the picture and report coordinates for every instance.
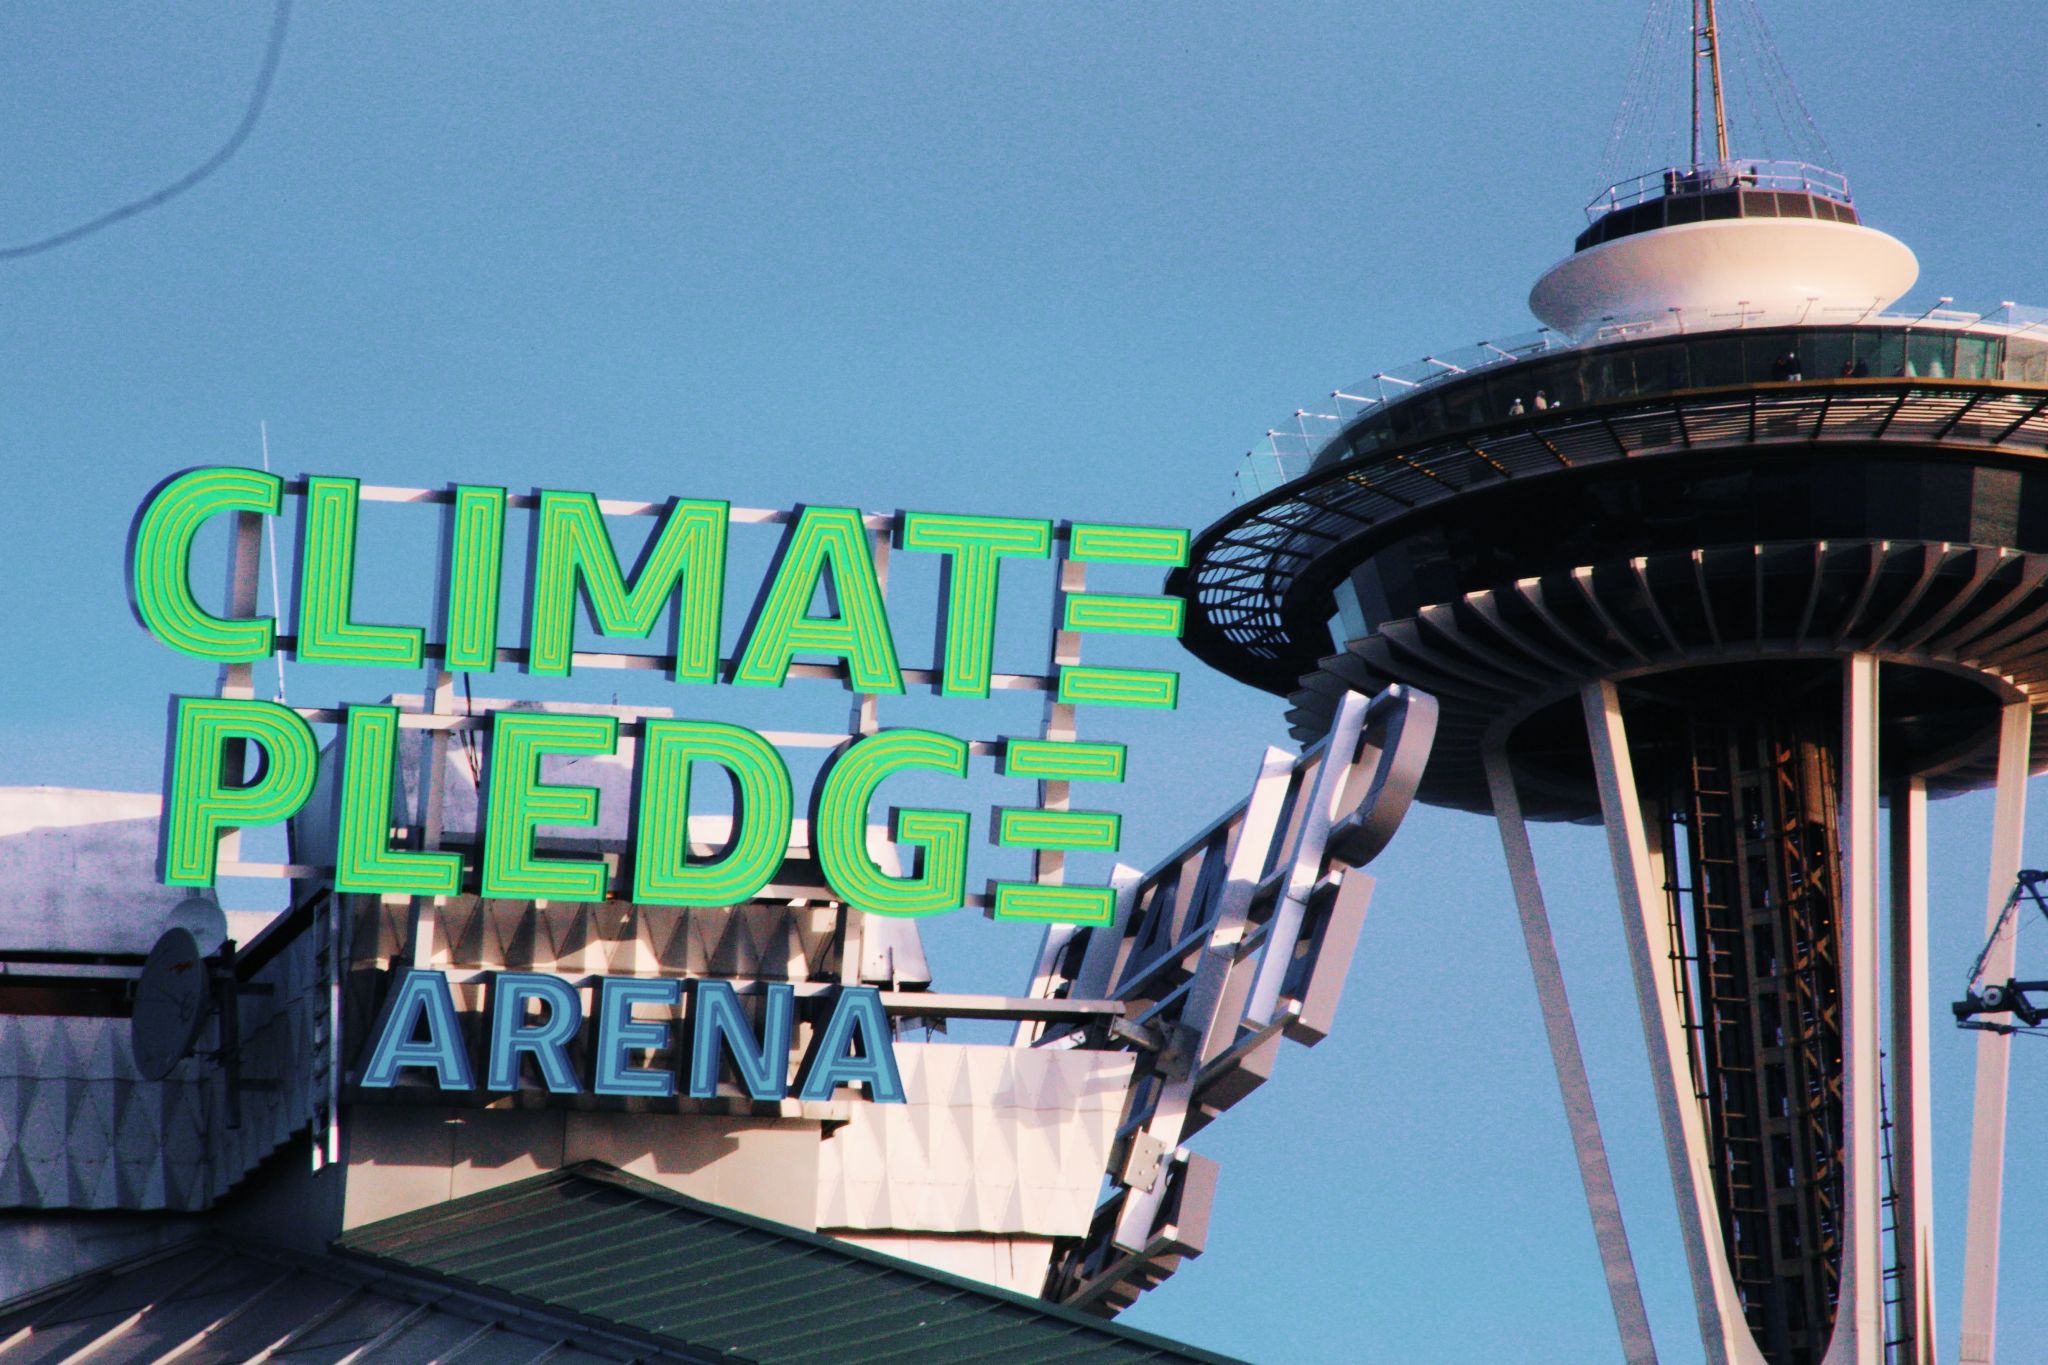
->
[1959,699,2033,1365]
[1888,777,1936,1365]
[1110,724,1322,1254]
[1823,654,1882,1365]
[1246,690,1373,1026]
[1486,743,1658,1365]
[1582,679,1767,1365]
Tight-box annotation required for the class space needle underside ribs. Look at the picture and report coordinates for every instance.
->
[1283,542,2048,819]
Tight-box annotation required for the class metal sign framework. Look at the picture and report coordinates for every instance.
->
[196,481,1188,916]
[177,479,1191,1164]
[138,475,1457,1324]
[1015,685,1437,1312]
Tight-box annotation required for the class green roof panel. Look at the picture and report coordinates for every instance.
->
[336,1161,1250,1365]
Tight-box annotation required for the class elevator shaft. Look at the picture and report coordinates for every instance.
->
[1658,706,1844,1365]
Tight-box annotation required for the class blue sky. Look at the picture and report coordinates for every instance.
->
[2,4,2045,1362]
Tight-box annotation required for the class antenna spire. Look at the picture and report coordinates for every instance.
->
[1694,0,1731,165]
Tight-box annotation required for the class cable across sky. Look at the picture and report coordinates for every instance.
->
[0,0,290,262]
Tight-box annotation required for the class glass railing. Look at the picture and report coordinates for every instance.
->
[1229,328,1563,502]
[1587,160,1851,218]
[1228,302,2048,502]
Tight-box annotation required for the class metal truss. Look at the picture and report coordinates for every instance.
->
[1022,686,1437,1315]
[1660,705,1845,1364]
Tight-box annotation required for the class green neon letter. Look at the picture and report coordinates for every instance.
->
[633,720,793,907]
[480,711,618,901]
[335,704,463,896]
[813,729,968,917]
[129,466,281,661]
[732,506,902,692]
[443,484,507,672]
[899,511,1051,697]
[527,491,727,681]
[161,696,319,886]
[296,475,425,667]
[1067,522,1190,567]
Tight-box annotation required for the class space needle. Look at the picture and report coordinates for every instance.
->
[1172,5,2048,1364]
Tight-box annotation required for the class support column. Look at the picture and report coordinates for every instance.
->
[1485,743,1658,1365]
[1823,654,1882,1365]
[215,508,263,867]
[1959,699,2032,1365]
[1582,680,1766,1365]
[1888,778,1935,1365]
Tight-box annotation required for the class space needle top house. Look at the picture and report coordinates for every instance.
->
[1173,7,2048,1365]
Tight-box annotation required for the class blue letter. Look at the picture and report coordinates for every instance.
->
[686,980,794,1101]
[796,986,904,1103]
[486,972,583,1092]
[358,969,474,1090]
[594,976,681,1097]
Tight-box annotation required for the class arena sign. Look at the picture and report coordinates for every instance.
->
[360,969,904,1104]
[127,466,1190,928]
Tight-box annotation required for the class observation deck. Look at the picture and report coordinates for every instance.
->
[1534,155,1917,341]
[1230,304,2048,503]
[1177,309,2048,818]
[1179,142,2048,819]
[1574,159,1857,253]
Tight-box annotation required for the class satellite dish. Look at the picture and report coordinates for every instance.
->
[163,894,228,956]
[132,926,213,1081]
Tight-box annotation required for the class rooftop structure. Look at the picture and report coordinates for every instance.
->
[0,1164,1249,1365]
[1,462,1431,1359]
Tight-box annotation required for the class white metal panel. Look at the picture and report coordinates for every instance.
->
[1486,744,1658,1365]
[1823,654,1882,1365]
[1959,701,2033,1365]
[1582,680,1766,1365]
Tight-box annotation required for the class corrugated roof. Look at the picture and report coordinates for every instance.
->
[0,1236,716,1364]
[335,1161,1251,1365]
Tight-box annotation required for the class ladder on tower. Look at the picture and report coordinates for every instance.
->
[1683,716,1777,1309]
[1878,1058,1909,1363]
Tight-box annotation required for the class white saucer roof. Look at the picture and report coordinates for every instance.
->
[1529,215,1920,339]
